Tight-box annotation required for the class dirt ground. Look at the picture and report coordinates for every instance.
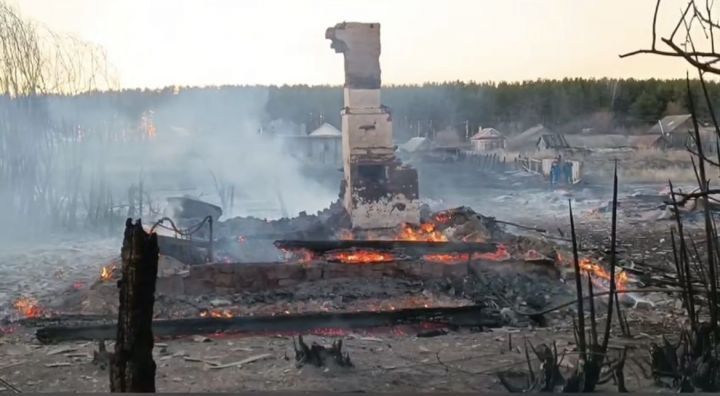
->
[0,175,704,393]
[0,320,678,393]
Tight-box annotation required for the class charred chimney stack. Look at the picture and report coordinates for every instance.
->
[326,22,421,229]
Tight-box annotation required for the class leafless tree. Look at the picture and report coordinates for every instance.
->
[0,0,119,235]
[622,0,720,391]
[0,1,116,96]
[0,1,44,96]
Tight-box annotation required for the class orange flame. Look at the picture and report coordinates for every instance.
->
[327,250,396,264]
[397,222,448,242]
[200,309,233,318]
[141,111,156,139]
[557,253,629,291]
[14,297,43,318]
[579,258,628,291]
[100,264,116,282]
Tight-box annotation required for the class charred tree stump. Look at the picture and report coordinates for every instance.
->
[293,335,352,368]
[110,219,159,392]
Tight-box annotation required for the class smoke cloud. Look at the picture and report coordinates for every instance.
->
[0,87,339,245]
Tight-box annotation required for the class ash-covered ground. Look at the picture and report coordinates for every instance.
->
[0,166,701,392]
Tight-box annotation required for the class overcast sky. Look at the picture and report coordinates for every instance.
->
[13,0,700,89]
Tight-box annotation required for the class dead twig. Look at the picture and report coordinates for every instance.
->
[0,376,21,393]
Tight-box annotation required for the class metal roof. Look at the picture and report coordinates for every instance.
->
[537,134,570,149]
[648,114,692,134]
[309,122,341,137]
[471,128,504,140]
[398,137,430,153]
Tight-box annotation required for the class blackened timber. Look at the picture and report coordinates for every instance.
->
[110,219,159,393]
[274,240,499,256]
[36,305,502,343]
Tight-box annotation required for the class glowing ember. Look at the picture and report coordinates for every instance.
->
[100,264,116,282]
[423,253,471,264]
[327,250,396,264]
[433,212,451,224]
[200,309,233,318]
[14,297,43,318]
[397,222,448,242]
[423,245,511,264]
[524,249,549,261]
[474,244,511,261]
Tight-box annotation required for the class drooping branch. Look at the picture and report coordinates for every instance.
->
[0,1,117,96]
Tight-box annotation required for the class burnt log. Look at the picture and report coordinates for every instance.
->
[274,239,499,256]
[36,305,502,343]
[110,219,159,393]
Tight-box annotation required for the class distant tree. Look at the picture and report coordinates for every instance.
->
[664,100,686,116]
[630,90,663,122]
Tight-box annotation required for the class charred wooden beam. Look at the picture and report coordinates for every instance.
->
[274,240,499,256]
[36,305,501,344]
[110,219,159,393]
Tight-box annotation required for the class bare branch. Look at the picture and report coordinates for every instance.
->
[662,37,720,74]
[653,0,662,49]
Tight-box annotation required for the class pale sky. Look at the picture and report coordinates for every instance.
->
[13,0,699,89]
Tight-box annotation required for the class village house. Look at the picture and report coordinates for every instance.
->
[470,127,505,151]
[648,114,692,148]
[644,114,718,152]
[283,122,342,168]
[537,133,570,153]
[506,124,553,152]
[428,127,470,161]
[397,136,431,159]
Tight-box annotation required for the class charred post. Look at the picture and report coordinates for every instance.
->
[110,218,159,392]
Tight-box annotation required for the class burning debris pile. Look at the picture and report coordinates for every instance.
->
[275,206,512,265]
[13,297,43,319]
[338,206,505,243]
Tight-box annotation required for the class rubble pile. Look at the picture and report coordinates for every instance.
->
[424,206,505,242]
[217,200,349,240]
[343,206,506,243]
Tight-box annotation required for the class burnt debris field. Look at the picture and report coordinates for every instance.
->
[5,1,720,394]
